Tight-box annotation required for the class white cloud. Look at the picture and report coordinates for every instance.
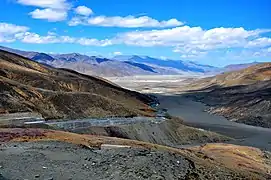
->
[69,15,183,28]
[245,37,271,48]
[1,22,271,61]
[68,17,85,26]
[221,47,271,61]
[113,51,122,55]
[0,23,29,34]
[75,6,93,16]
[0,23,29,43]
[29,8,67,21]
[0,22,108,46]
[8,29,110,46]
[114,26,271,59]
[17,0,70,22]
[17,0,70,10]
[14,31,112,46]
[77,38,112,46]
[117,26,270,47]
[15,32,60,43]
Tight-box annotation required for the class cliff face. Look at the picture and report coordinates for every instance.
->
[0,50,155,119]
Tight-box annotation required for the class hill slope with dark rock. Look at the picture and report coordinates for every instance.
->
[0,50,156,119]
[1,128,270,179]
[184,63,271,128]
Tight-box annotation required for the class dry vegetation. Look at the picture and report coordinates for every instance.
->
[190,143,271,176]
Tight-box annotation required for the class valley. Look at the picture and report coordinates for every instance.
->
[1,1,271,179]
[0,49,271,179]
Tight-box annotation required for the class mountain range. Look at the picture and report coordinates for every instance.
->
[0,49,155,119]
[0,46,261,77]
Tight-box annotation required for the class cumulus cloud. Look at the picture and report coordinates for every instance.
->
[68,17,85,26]
[29,8,67,22]
[114,26,271,58]
[68,15,183,28]
[0,23,29,34]
[0,23,29,42]
[75,6,93,16]
[117,26,270,47]
[17,0,70,10]
[18,1,182,27]
[1,21,271,61]
[245,37,271,48]
[14,32,112,46]
[77,38,112,46]
[0,22,111,46]
[17,0,70,21]
[113,51,122,55]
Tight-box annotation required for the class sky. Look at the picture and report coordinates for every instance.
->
[0,0,270,66]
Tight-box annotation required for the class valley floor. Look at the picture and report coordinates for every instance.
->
[157,94,271,151]
[106,75,202,94]
[109,75,271,151]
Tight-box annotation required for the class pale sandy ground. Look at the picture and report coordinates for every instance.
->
[108,75,271,151]
[106,75,203,94]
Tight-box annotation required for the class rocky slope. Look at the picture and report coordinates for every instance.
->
[187,62,271,89]
[184,63,271,128]
[0,128,270,179]
[222,62,260,72]
[72,118,230,147]
[0,50,156,119]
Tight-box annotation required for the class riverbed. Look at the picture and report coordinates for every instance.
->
[157,94,271,151]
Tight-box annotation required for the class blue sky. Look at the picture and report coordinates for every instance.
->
[0,0,270,66]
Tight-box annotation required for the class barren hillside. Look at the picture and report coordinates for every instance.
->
[184,63,271,128]
[0,50,155,119]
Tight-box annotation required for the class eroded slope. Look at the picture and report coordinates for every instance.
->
[184,63,271,128]
[0,128,270,179]
[0,50,155,119]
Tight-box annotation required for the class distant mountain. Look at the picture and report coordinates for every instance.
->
[32,53,55,64]
[123,61,157,73]
[223,62,260,72]
[114,55,218,73]
[0,46,165,76]
[2,46,261,77]
[0,49,155,119]
[0,46,199,76]
[187,63,271,89]
[0,46,38,59]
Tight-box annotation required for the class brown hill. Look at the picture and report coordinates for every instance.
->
[0,50,155,119]
[1,128,270,179]
[184,63,271,128]
[188,62,271,90]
